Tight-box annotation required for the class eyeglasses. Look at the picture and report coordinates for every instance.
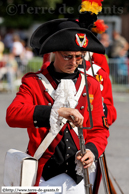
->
[59,52,84,61]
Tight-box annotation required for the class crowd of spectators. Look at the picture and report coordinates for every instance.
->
[0,29,33,92]
[99,31,129,84]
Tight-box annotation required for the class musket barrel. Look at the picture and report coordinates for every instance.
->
[78,127,92,194]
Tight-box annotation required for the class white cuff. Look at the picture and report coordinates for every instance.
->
[49,108,63,135]
[75,150,96,177]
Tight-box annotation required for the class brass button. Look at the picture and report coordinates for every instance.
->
[80,106,84,110]
[83,93,87,97]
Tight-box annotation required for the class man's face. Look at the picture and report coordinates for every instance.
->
[54,51,84,74]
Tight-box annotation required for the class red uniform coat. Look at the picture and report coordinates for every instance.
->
[6,68,109,187]
[43,54,51,68]
[92,53,110,76]
[85,61,117,126]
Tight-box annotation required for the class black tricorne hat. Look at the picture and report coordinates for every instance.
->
[30,18,105,55]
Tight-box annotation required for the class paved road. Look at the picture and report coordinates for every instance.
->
[98,92,129,194]
[0,91,129,194]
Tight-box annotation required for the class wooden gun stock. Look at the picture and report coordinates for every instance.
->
[99,153,117,194]
[109,177,117,194]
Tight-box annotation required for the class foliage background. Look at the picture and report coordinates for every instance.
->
[0,0,129,29]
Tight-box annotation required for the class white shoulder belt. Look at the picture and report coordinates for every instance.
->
[78,64,101,76]
[37,73,85,101]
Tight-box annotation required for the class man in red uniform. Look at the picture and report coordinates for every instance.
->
[6,19,109,194]
[78,0,116,126]
[41,7,116,193]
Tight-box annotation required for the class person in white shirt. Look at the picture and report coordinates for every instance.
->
[11,34,24,76]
